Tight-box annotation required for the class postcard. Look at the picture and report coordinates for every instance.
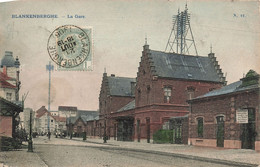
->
[0,0,259,166]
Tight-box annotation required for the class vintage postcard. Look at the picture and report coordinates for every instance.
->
[0,0,259,166]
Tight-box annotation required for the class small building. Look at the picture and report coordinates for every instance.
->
[35,106,58,134]
[0,97,23,137]
[188,70,259,151]
[66,110,98,137]
[0,51,22,138]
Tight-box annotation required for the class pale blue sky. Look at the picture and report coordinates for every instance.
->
[0,0,259,110]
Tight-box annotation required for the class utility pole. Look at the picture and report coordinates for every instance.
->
[46,61,54,140]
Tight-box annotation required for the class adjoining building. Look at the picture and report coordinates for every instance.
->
[188,70,259,151]
[98,73,135,140]
[0,51,22,138]
[71,110,98,137]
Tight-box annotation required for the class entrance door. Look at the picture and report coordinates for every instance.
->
[137,120,140,142]
[216,116,224,147]
[241,109,256,149]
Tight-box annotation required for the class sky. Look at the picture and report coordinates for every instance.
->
[0,0,259,111]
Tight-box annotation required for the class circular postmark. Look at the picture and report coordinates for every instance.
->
[47,25,91,68]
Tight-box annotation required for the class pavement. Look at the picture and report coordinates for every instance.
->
[0,136,260,167]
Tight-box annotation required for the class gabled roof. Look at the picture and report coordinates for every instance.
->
[0,78,16,88]
[148,50,224,83]
[117,100,135,112]
[36,106,49,118]
[198,81,242,98]
[0,72,16,88]
[58,106,77,111]
[0,96,23,114]
[75,110,99,123]
[0,72,12,80]
[193,70,259,100]
[107,76,135,97]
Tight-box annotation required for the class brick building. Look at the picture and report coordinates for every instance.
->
[98,73,135,140]
[188,70,260,151]
[134,44,226,142]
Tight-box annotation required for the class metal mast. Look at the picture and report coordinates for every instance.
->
[46,61,54,139]
[165,4,198,55]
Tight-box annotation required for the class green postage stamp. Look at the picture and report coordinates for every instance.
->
[47,25,93,71]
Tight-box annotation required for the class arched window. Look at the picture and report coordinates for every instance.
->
[197,117,203,138]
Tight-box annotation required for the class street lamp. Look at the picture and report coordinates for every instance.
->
[28,111,33,152]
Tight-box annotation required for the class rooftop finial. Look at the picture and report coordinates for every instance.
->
[185,2,188,10]
[210,44,213,53]
[104,67,106,73]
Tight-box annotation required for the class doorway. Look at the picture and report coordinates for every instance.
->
[146,118,150,143]
[216,116,224,147]
[241,109,256,149]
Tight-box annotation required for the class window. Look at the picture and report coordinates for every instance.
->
[187,86,195,100]
[6,93,12,101]
[164,87,172,103]
[197,117,203,137]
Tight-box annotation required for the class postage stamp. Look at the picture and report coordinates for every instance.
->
[47,25,93,71]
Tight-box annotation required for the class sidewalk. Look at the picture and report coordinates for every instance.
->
[0,148,47,167]
[69,136,260,166]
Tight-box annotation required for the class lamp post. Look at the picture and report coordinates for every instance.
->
[14,57,20,102]
[28,111,33,152]
[46,61,54,140]
[103,115,107,143]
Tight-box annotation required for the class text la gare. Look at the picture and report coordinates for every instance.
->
[67,14,85,19]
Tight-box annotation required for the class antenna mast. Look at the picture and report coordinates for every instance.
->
[165,4,198,55]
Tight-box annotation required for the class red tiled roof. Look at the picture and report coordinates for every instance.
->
[36,106,49,118]
[0,79,16,88]
[0,72,12,80]
[0,72,16,88]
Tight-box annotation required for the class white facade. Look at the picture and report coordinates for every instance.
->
[37,112,58,134]
[0,87,16,101]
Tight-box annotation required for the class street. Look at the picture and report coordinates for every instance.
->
[1,136,259,167]
[35,144,228,167]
